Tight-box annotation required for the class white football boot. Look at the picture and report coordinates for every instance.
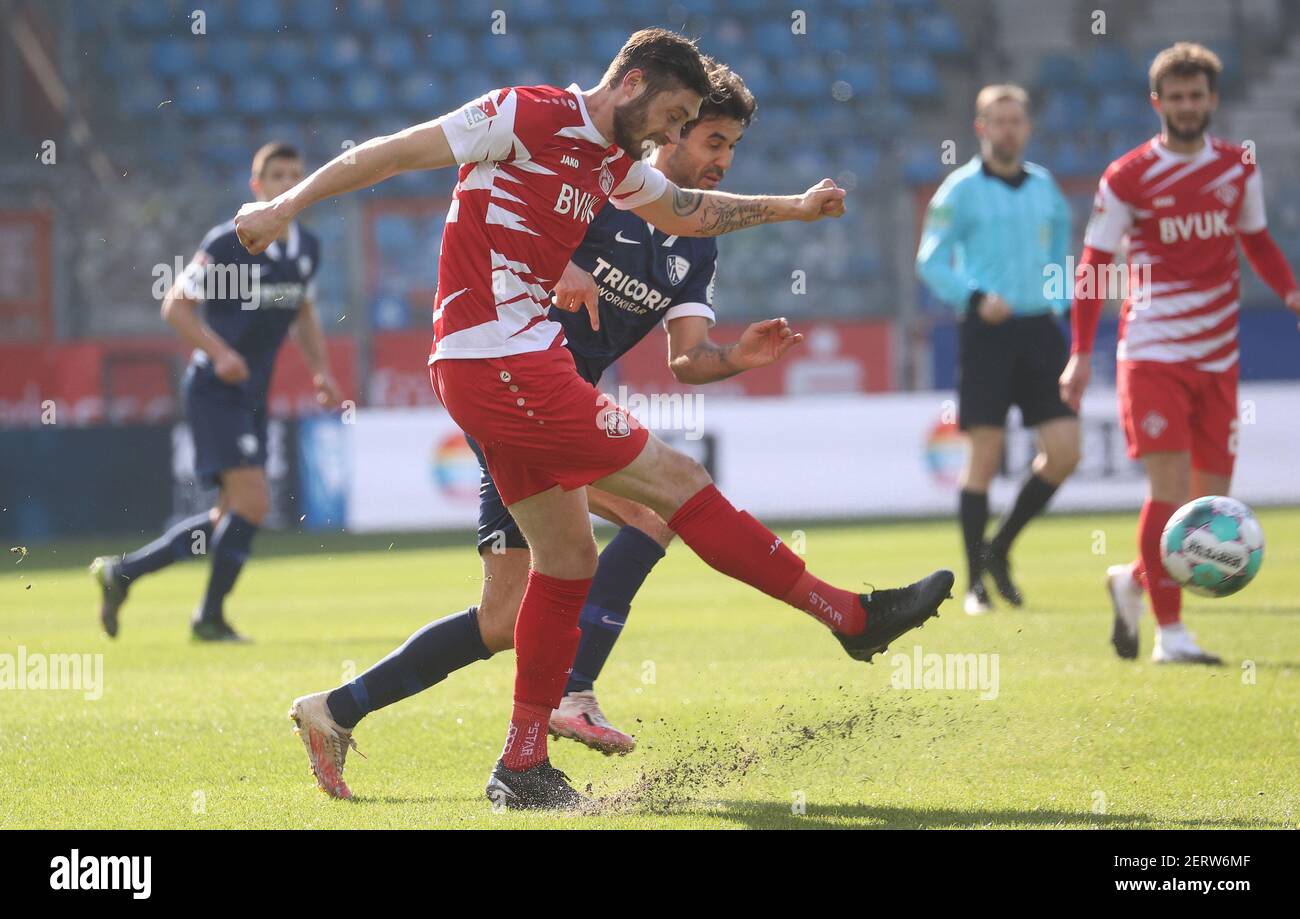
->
[288,690,365,799]
[1106,564,1144,660]
[1152,623,1223,665]
[549,690,636,755]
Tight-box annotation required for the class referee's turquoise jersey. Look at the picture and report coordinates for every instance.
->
[916,156,1072,316]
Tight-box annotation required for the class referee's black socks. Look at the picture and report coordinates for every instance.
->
[959,489,989,586]
[989,473,1059,556]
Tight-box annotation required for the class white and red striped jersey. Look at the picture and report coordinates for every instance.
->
[428,84,668,363]
[1083,135,1267,373]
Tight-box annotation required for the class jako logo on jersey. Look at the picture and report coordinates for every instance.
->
[1159,210,1231,244]
[463,97,497,128]
[560,154,580,169]
[666,254,691,285]
[554,183,599,223]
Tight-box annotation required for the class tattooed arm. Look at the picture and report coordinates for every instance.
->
[633,178,846,238]
[666,316,803,384]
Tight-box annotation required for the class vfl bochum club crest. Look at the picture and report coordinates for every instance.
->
[666,254,691,285]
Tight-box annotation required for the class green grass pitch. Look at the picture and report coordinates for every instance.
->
[2,509,1297,829]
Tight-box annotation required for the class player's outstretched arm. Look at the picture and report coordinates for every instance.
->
[235,122,458,254]
[633,178,846,238]
[290,299,343,409]
[1059,245,1115,412]
[666,315,802,384]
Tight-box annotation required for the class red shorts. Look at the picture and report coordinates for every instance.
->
[430,347,648,506]
[1116,359,1238,476]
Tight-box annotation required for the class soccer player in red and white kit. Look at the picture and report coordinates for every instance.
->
[1059,43,1300,664]
[234,30,954,808]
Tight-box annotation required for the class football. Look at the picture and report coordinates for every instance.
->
[1161,496,1265,597]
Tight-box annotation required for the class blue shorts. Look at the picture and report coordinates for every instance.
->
[466,349,607,552]
[182,367,268,488]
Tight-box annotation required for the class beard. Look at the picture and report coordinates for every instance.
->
[611,93,661,158]
[1164,110,1211,143]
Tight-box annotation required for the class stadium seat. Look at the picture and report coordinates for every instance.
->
[1038,92,1089,134]
[903,145,943,184]
[233,75,281,117]
[263,37,307,76]
[397,73,444,116]
[912,13,964,56]
[289,0,339,32]
[425,32,471,74]
[120,76,169,117]
[347,0,390,31]
[782,57,829,101]
[174,77,223,118]
[477,33,527,70]
[206,37,255,77]
[1036,53,1081,90]
[755,22,793,58]
[151,38,197,79]
[1095,93,1148,132]
[286,74,335,115]
[343,71,391,115]
[890,57,940,100]
[1081,45,1132,91]
[373,33,418,73]
[123,0,176,33]
[531,27,582,65]
[590,27,628,62]
[237,0,285,33]
[319,34,365,73]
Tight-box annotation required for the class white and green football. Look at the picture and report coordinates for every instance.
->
[1161,496,1265,598]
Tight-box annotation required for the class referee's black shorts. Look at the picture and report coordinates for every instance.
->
[957,311,1077,431]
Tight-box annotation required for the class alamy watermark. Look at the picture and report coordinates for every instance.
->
[0,646,104,700]
[890,645,1000,700]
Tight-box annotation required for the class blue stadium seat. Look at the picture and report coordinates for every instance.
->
[343,71,391,114]
[120,76,169,116]
[1082,45,1132,91]
[373,32,418,73]
[289,0,339,32]
[286,74,334,115]
[348,0,390,31]
[754,22,793,57]
[903,145,943,184]
[237,0,284,33]
[893,0,936,13]
[837,60,879,97]
[264,37,307,76]
[233,75,280,116]
[782,58,828,101]
[175,77,223,117]
[513,0,556,27]
[883,17,909,54]
[890,57,939,100]
[319,34,365,73]
[565,0,609,18]
[425,31,471,74]
[398,73,444,115]
[124,0,176,33]
[589,28,628,62]
[1036,53,1080,90]
[1038,91,1089,134]
[151,38,197,79]
[1095,93,1147,132]
[532,27,582,64]
[205,37,255,77]
[199,121,252,170]
[912,13,963,56]
[478,33,527,69]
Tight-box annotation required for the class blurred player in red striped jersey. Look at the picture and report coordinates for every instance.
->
[1059,43,1300,664]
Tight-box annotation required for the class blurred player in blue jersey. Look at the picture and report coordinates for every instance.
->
[289,62,803,797]
[90,143,342,642]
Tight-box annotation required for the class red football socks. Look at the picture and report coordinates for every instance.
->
[1138,498,1182,626]
[501,570,591,772]
[668,485,864,634]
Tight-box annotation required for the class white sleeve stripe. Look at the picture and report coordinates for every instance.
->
[662,302,716,327]
[1237,170,1267,234]
[1083,179,1134,252]
[610,161,668,211]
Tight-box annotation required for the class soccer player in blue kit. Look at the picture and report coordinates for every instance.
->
[91,143,343,642]
[289,63,806,797]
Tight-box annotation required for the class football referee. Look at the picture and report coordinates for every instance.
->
[916,84,1080,615]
